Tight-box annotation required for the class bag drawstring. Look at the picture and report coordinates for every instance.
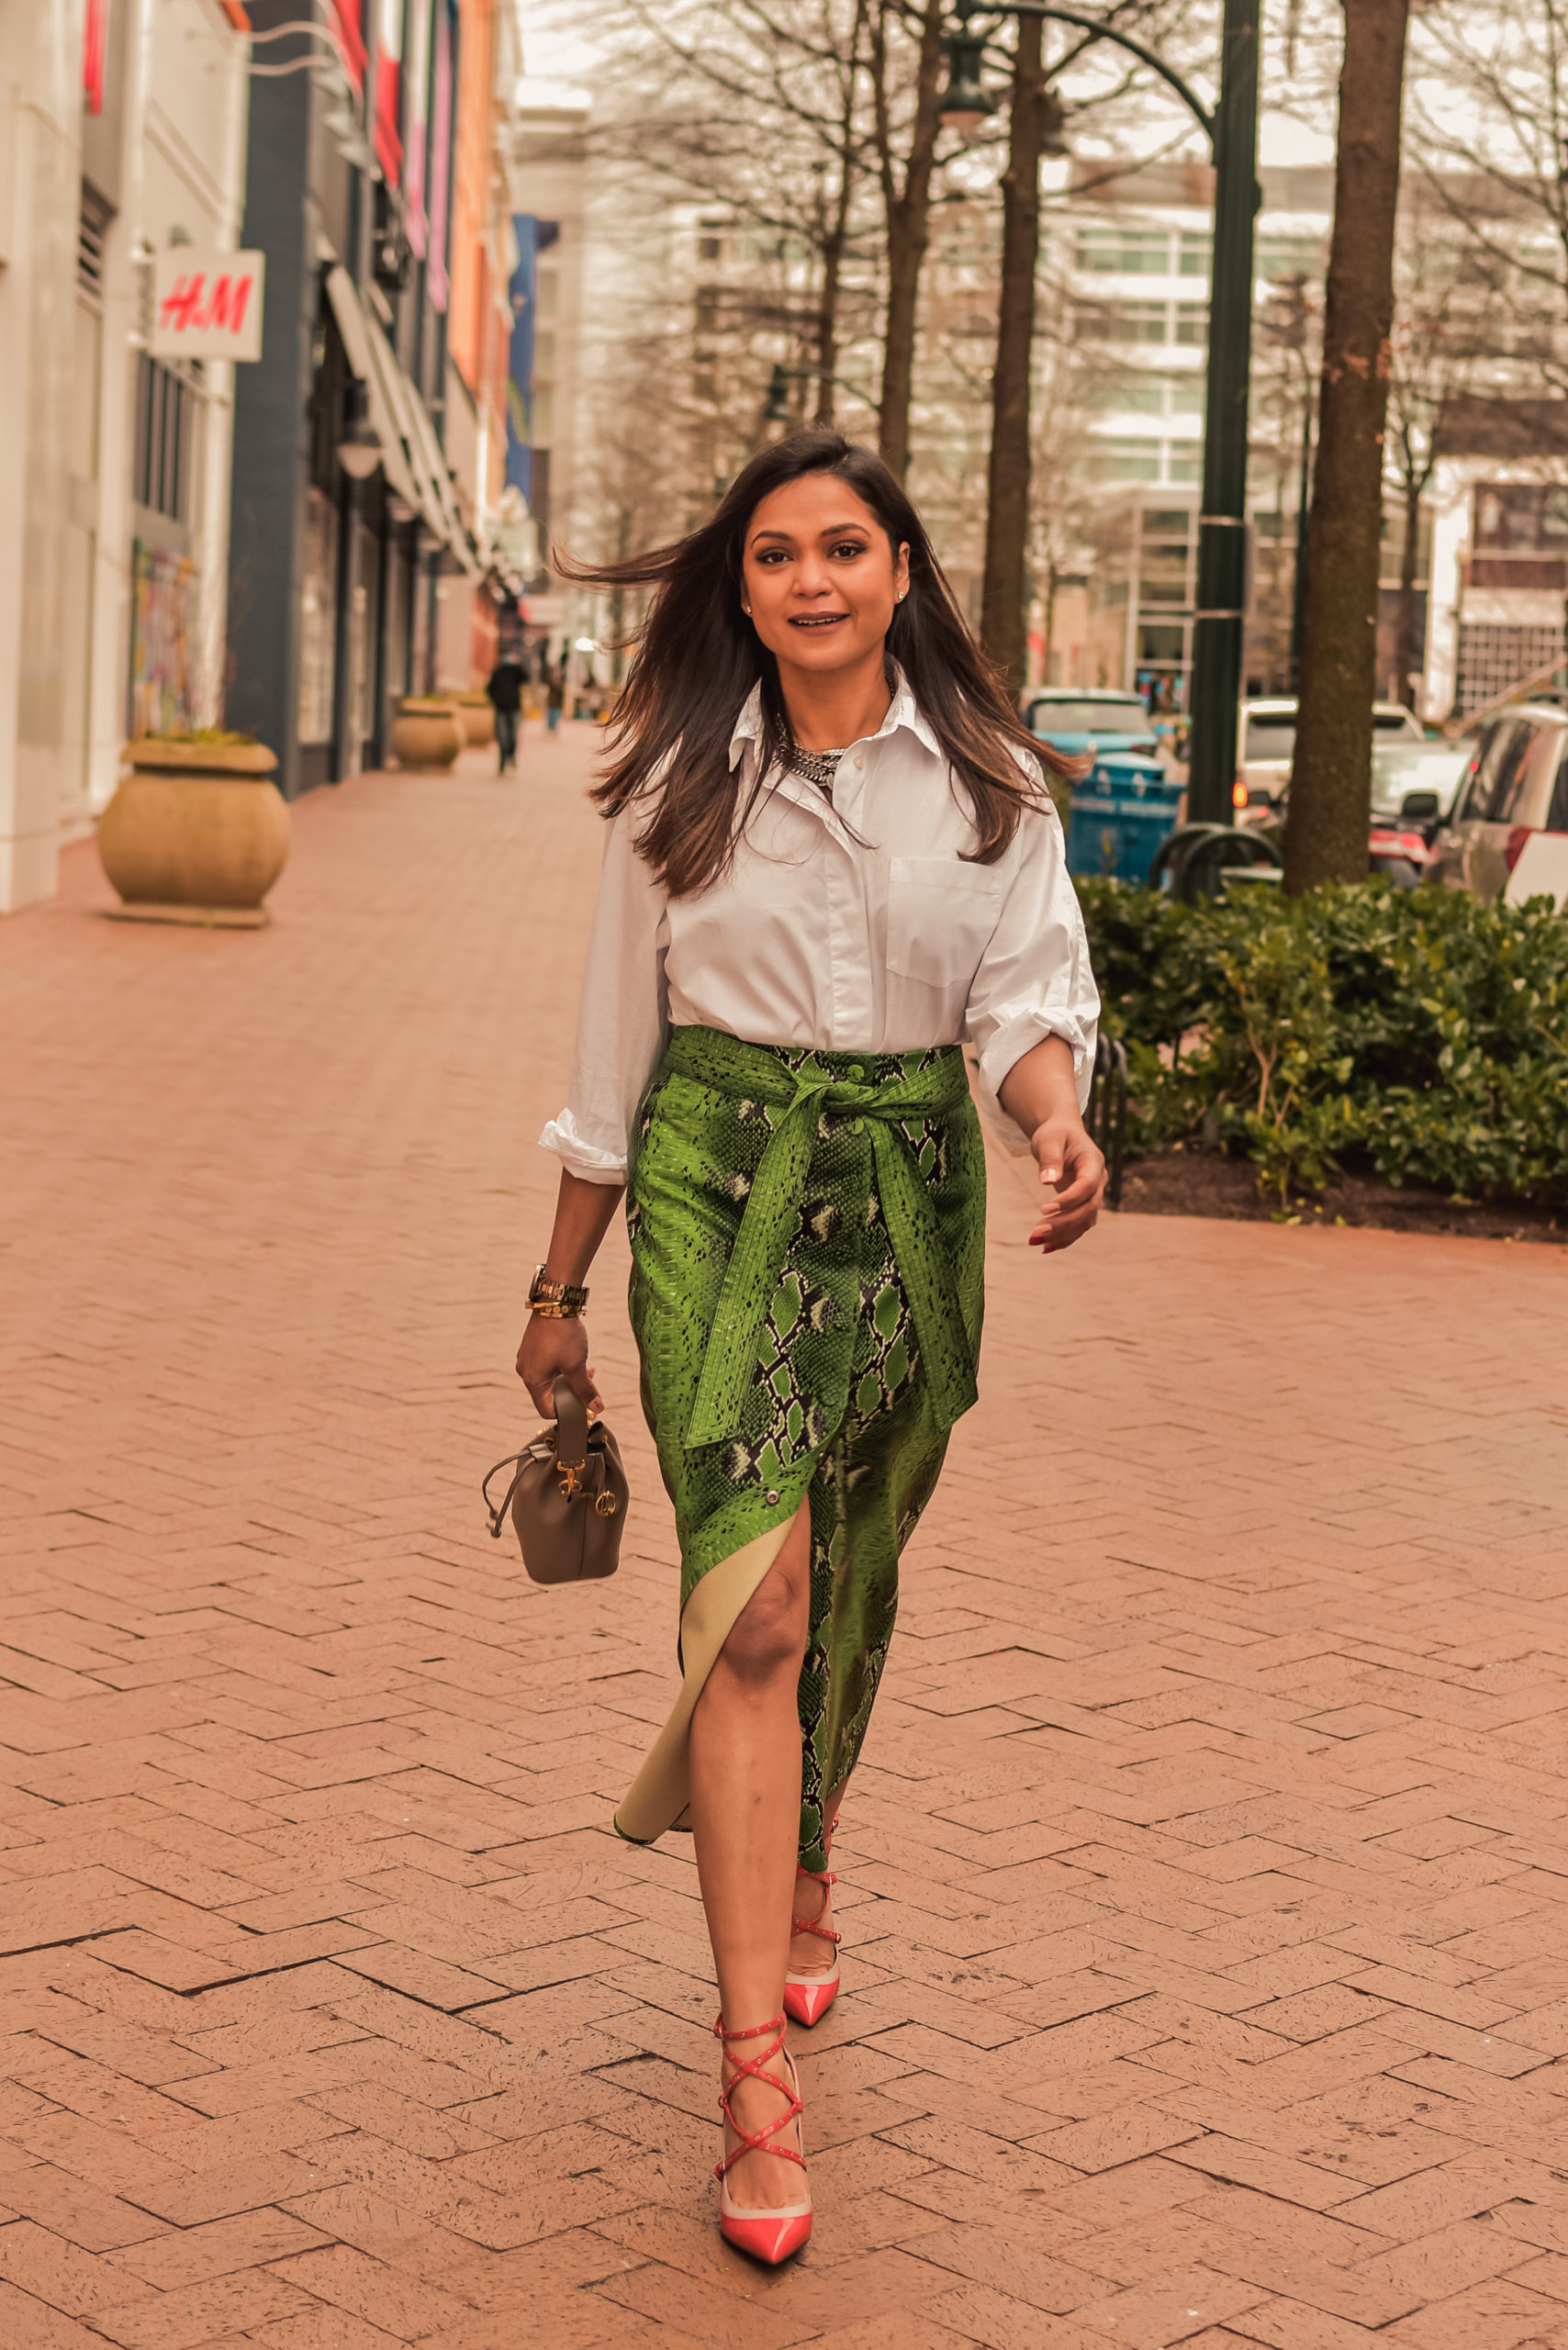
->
[481,1455,528,1540]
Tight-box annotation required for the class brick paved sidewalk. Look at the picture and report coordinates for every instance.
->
[2,722,1567,2350]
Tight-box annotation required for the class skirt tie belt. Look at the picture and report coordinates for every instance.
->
[663,1027,980,1451]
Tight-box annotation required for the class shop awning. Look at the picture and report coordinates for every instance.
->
[405,383,480,576]
[324,264,476,570]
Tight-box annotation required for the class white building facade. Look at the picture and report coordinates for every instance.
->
[0,0,249,915]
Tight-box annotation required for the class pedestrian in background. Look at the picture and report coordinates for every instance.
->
[544,662,566,733]
[486,647,525,773]
[517,430,1103,2266]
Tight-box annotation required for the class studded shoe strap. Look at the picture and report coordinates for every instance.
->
[712,2009,805,2181]
[791,1864,841,1946]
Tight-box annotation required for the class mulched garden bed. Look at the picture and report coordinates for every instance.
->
[1118,1147,1567,1245]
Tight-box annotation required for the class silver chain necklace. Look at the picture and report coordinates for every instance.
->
[785,740,846,795]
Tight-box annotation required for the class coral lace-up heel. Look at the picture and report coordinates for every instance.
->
[713,2010,812,2265]
[784,1863,841,2025]
[784,1812,842,2027]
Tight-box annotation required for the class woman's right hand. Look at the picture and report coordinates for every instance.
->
[516,1312,602,1420]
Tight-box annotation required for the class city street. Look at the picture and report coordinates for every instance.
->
[4,722,1568,2350]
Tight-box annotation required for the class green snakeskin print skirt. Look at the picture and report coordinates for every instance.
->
[621,1024,987,1874]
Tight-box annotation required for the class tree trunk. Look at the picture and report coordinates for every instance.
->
[814,0,867,429]
[1284,0,1411,892]
[814,229,846,428]
[980,17,1046,689]
[1395,462,1426,710]
[875,0,946,481]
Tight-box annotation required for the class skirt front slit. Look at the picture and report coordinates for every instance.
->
[613,1025,987,1874]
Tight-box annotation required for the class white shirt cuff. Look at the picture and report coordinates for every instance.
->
[538,1112,629,1185]
[977,1012,1096,1125]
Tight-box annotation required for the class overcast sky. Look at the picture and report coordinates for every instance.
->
[516,0,1339,166]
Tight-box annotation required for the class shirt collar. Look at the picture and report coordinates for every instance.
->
[726,665,942,772]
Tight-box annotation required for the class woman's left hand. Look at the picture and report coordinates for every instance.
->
[1028,1118,1106,1253]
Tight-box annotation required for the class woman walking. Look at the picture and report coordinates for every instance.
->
[518,431,1103,2264]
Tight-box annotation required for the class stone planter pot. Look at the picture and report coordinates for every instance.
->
[97,738,289,929]
[450,690,496,748]
[390,698,465,770]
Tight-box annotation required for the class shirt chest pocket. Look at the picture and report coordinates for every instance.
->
[886,856,1002,990]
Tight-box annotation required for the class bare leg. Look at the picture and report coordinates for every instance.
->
[689,1504,812,2213]
[790,1772,848,1978]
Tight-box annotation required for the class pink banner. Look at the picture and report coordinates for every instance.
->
[427,2,453,310]
[403,0,432,259]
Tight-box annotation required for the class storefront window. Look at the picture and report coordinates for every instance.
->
[298,487,339,745]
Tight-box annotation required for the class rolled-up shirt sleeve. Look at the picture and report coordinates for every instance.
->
[964,793,1100,1119]
[539,810,669,1183]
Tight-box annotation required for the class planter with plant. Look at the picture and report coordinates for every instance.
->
[390,698,465,770]
[448,688,497,748]
[96,730,289,929]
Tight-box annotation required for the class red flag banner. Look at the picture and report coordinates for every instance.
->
[373,0,403,186]
[332,0,366,87]
[84,0,109,115]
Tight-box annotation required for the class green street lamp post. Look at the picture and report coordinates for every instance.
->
[943,0,1260,825]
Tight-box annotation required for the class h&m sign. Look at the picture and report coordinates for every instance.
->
[151,251,266,363]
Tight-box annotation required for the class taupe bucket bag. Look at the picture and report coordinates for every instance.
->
[482,1379,629,1583]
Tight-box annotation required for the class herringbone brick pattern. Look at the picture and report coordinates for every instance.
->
[2,723,1567,2349]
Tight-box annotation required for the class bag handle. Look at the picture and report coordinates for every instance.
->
[482,1381,596,1538]
[553,1378,591,1494]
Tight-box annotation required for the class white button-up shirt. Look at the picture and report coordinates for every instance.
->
[541,675,1100,1182]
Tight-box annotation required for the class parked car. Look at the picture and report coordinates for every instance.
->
[1235,697,1424,823]
[1428,700,1568,902]
[1370,739,1473,835]
[1022,688,1159,762]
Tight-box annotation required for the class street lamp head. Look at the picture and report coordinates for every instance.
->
[939,32,995,139]
[1040,89,1070,160]
[336,378,381,481]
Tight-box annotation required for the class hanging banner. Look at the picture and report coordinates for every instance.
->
[427,0,454,309]
[403,0,432,258]
[331,0,366,86]
[84,0,110,114]
[373,0,403,185]
[151,251,266,362]
[506,217,546,501]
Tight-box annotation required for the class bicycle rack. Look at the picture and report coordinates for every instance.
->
[1089,1035,1128,1209]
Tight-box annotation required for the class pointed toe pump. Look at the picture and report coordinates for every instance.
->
[713,2010,812,2265]
[784,1813,843,2027]
[783,1860,842,2026]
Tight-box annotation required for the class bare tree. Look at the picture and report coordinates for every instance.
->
[867,0,948,476]
[1286,0,1413,895]
[980,17,1048,687]
[1383,214,1507,710]
[588,2,884,433]
[972,0,1229,684]
[1407,0,1568,393]
[1250,272,1322,695]
[812,0,871,423]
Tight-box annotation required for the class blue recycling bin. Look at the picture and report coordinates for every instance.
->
[1067,754,1182,884]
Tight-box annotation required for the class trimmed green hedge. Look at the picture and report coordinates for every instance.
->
[1074,878,1568,1207]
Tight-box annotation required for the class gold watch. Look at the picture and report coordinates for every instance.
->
[528,1264,589,1319]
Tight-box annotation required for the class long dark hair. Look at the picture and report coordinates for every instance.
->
[556,430,1069,897]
